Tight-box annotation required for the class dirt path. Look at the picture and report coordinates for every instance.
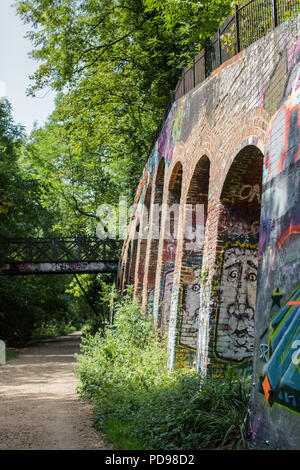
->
[0,332,114,450]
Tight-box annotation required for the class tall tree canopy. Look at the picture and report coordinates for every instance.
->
[15,0,232,199]
[0,1,233,345]
[0,99,81,345]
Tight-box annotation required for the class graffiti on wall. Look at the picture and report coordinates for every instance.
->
[159,264,201,368]
[147,288,155,322]
[159,269,174,333]
[179,268,202,351]
[213,241,258,365]
[219,203,261,238]
[263,87,300,186]
[262,33,300,116]
[258,90,300,288]
[134,99,187,206]
[222,184,261,205]
[255,82,300,417]
[258,285,300,414]
[173,265,203,367]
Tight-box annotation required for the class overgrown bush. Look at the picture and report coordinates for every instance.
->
[75,290,252,450]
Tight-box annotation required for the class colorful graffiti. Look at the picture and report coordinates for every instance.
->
[263,89,300,185]
[253,66,300,427]
[258,285,300,414]
[213,241,258,364]
[134,99,186,206]
[223,184,261,205]
[173,266,202,367]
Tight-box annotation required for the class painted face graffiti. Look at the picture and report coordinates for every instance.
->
[159,270,174,333]
[180,275,201,351]
[216,245,258,362]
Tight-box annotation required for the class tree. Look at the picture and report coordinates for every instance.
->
[3,0,233,344]
[0,100,79,345]
[15,0,232,194]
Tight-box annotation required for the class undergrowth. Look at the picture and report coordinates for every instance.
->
[75,290,252,450]
[31,320,76,340]
[6,348,20,361]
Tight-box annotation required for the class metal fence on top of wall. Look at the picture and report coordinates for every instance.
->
[147,0,300,158]
[175,0,300,100]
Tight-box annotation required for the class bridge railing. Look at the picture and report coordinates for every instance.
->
[0,238,123,263]
[147,0,299,159]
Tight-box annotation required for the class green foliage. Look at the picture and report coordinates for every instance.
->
[102,418,145,450]
[31,319,76,340]
[0,100,83,346]
[76,292,252,450]
[0,100,44,239]
[15,0,232,197]
[0,272,79,346]
[221,1,300,55]
[6,348,20,361]
[5,2,234,345]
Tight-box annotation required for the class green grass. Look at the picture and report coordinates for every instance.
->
[6,348,20,361]
[100,418,147,450]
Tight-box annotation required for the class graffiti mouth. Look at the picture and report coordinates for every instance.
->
[233,329,249,337]
[228,304,254,318]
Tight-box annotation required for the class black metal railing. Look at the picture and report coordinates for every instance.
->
[175,0,299,100]
[0,238,123,263]
[146,0,299,160]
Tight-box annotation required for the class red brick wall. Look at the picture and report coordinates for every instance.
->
[119,13,300,448]
[119,16,300,448]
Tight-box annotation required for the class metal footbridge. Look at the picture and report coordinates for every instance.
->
[0,238,122,275]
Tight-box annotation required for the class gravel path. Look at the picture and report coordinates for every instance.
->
[0,332,114,450]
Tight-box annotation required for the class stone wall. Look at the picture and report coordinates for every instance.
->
[118,13,300,449]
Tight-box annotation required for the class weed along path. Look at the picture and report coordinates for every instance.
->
[0,332,113,450]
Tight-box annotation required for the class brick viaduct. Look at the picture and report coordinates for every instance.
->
[117,13,300,449]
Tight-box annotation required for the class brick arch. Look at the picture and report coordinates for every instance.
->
[174,155,211,366]
[135,184,152,297]
[167,161,184,199]
[219,135,265,198]
[154,156,166,194]
[158,161,184,333]
[142,157,166,315]
[117,12,300,446]
[209,143,264,374]
[126,217,140,289]
[119,237,130,292]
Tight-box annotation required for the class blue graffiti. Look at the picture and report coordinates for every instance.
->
[259,285,300,414]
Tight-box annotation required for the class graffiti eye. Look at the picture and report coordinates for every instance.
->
[229,269,239,279]
[192,284,200,292]
[248,272,257,282]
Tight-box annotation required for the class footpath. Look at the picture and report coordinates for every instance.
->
[0,332,113,450]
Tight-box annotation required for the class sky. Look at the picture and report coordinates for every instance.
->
[0,0,56,134]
